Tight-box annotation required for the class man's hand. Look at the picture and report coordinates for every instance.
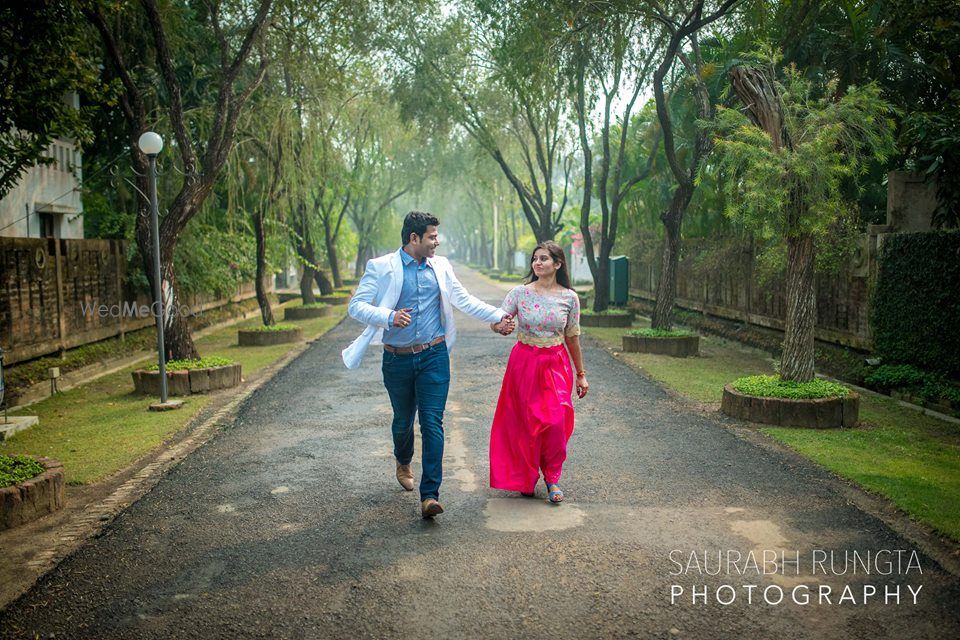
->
[492,314,516,336]
[393,308,413,328]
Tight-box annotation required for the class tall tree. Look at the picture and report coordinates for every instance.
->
[0,1,102,200]
[711,58,894,381]
[392,2,572,241]
[563,7,663,311]
[83,0,274,359]
[648,0,739,329]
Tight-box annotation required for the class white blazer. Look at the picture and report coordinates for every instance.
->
[341,251,506,369]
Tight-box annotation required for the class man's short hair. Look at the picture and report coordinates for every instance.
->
[401,211,440,245]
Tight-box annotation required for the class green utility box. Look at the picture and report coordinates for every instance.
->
[609,255,630,305]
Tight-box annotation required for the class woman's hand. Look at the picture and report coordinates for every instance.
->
[576,373,589,398]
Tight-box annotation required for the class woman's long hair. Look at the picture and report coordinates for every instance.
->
[525,240,572,289]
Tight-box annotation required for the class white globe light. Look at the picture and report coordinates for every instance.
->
[138,131,164,155]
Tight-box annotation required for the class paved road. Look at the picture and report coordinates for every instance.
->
[2,266,958,639]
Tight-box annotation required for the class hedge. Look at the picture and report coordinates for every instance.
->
[872,231,960,376]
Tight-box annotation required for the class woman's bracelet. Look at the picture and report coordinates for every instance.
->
[576,370,586,377]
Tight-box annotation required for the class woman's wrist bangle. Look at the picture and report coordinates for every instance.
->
[576,370,586,377]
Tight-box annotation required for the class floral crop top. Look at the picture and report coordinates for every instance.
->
[500,285,581,347]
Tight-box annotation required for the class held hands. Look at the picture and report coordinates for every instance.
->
[393,308,413,328]
[491,314,516,336]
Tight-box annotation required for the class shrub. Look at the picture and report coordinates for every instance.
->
[865,364,960,404]
[628,328,695,338]
[246,323,298,332]
[732,375,850,399]
[0,455,45,488]
[147,356,235,371]
[872,231,960,376]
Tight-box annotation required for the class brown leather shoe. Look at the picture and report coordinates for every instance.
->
[421,498,444,518]
[396,461,414,491]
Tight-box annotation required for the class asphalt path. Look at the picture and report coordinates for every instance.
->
[1,265,958,639]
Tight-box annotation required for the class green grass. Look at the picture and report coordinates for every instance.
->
[587,321,960,541]
[0,303,347,486]
[732,374,851,399]
[628,327,695,338]
[0,455,45,488]
[763,400,960,540]
[587,323,775,404]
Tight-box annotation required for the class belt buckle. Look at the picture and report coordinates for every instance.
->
[413,341,428,354]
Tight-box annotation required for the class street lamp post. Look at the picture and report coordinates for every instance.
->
[137,132,181,411]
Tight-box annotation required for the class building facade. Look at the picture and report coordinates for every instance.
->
[0,93,84,239]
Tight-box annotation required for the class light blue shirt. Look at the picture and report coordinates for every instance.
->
[382,248,445,347]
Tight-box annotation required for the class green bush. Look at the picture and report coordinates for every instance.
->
[865,364,960,404]
[246,323,298,332]
[301,303,328,310]
[872,231,960,376]
[0,455,45,488]
[732,375,851,399]
[147,356,235,371]
[628,328,695,338]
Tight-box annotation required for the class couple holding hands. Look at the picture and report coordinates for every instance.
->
[343,211,588,518]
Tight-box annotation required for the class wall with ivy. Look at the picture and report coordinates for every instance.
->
[872,231,960,376]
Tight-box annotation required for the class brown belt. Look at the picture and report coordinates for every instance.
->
[383,336,445,354]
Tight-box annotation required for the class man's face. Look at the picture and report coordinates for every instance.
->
[412,225,440,259]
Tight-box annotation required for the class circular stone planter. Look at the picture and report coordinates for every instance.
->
[238,327,303,346]
[316,295,349,305]
[580,312,634,328]
[132,363,242,396]
[721,384,860,429]
[284,306,330,320]
[1,457,65,530]
[622,334,700,357]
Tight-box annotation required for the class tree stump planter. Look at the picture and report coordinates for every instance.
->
[721,384,860,429]
[316,295,349,305]
[132,363,242,396]
[237,327,303,346]
[622,334,700,357]
[580,312,634,328]
[1,457,65,530]
[284,306,330,320]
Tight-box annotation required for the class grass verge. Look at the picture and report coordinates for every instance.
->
[586,320,960,542]
[0,301,346,486]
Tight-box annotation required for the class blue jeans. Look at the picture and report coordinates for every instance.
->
[381,342,450,501]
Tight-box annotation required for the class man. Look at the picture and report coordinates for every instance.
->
[343,211,515,518]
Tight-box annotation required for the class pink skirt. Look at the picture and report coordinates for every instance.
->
[489,341,575,492]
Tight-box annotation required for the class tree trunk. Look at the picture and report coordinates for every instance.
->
[135,206,200,361]
[780,232,816,382]
[355,241,367,278]
[253,209,274,326]
[592,254,610,311]
[297,240,317,304]
[652,184,692,330]
[314,269,333,295]
[325,234,342,288]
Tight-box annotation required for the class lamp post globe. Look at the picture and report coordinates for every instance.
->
[138,131,163,156]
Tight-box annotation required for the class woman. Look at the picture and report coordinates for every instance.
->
[488,241,589,503]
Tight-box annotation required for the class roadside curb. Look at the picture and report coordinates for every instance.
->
[1,314,345,610]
